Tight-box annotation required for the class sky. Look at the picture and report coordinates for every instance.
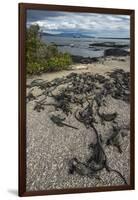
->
[27,9,130,38]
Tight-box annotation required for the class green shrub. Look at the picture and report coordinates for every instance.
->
[26,24,72,75]
[27,62,43,75]
[46,54,72,72]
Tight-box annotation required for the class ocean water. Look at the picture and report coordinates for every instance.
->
[42,36,130,58]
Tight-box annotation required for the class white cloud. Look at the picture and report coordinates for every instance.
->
[27,11,130,37]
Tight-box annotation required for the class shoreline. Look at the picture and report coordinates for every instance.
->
[70,48,129,64]
[27,55,130,83]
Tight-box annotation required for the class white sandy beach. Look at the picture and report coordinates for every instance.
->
[26,56,130,191]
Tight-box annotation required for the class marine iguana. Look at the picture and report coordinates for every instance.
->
[68,157,101,180]
[50,115,78,130]
[106,125,123,153]
[69,122,127,185]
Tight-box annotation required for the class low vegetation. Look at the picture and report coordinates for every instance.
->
[26,24,72,75]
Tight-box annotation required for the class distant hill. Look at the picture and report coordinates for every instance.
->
[42,32,95,38]
[42,32,55,36]
[42,32,130,40]
[97,37,130,40]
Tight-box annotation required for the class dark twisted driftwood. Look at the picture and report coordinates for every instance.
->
[27,69,130,185]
